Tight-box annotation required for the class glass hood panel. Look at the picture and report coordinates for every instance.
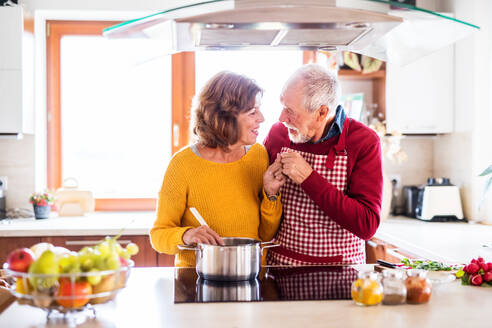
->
[103,0,480,65]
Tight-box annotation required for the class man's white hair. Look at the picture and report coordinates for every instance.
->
[285,64,341,114]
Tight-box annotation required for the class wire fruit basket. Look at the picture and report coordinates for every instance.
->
[3,260,133,320]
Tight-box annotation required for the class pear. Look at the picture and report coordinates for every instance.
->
[28,250,59,291]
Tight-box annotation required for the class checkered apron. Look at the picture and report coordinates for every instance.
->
[267,266,358,300]
[268,118,366,265]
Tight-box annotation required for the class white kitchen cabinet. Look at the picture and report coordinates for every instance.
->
[386,44,454,134]
[0,6,34,135]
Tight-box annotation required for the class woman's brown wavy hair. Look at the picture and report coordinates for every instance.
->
[192,71,262,151]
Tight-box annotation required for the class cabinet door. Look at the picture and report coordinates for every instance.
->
[42,235,157,267]
[0,7,22,70]
[157,253,175,267]
[386,44,454,134]
[0,237,41,264]
[0,70,22,133]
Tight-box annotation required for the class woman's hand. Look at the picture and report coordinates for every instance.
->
[263,155,286,197]
[182,226,225,246]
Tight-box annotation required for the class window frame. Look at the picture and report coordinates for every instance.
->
[46,21,194,211]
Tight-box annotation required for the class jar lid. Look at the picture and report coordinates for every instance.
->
[406,269,428,278]
[382,269,404,279]
[357,270,379,280]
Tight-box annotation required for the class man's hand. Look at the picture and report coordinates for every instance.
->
[280,151,313,184]
[263,155,286,197]
[182,226,225,246]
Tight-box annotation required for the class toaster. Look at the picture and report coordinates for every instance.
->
[415,177,464,222]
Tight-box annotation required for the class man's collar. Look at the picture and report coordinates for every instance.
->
[314,105,345,144]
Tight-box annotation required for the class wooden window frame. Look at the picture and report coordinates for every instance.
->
[46,21,195,211]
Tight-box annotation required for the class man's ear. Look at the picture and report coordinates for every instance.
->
[317,105,330,121]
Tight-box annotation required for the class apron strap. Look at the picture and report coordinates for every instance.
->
[325,118,350,170]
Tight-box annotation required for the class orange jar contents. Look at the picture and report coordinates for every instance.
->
[405,269,432,304]
[351,271,383,306]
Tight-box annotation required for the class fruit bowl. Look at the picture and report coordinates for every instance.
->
[3,260,133,318]
[3,260,133,315]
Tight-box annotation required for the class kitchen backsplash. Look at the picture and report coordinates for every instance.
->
[0,135,35,211]
[383,137,434,215]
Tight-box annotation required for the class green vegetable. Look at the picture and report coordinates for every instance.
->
[400,258,456,271]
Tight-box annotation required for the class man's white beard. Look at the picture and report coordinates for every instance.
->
[284,123,310,144]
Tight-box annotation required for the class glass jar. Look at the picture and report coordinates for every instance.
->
[351,271,383,306]
[381,269,406,305]
[405,269,432,304]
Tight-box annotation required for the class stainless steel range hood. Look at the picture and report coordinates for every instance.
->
[103,0,479,65]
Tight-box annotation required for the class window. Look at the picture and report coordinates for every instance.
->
[47,21,175,210]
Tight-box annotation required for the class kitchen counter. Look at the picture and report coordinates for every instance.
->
[1,266,491,328]
[0,212,155,237]
[2,213,492,264]
[376,216,492,264]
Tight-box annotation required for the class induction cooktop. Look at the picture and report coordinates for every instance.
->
[174,265,358,303]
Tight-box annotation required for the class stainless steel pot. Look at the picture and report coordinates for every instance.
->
[196,278,260,302]
[178,237,279,281]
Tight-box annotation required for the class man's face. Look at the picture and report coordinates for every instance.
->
[279,80,319,143]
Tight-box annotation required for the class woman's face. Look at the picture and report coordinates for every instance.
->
[236,93,265,146]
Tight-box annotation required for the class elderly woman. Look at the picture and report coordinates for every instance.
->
[150,71,285,267]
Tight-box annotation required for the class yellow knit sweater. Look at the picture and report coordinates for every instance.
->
[150,143,282,267]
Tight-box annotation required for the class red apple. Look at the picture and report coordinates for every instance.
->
[7,248,35,272]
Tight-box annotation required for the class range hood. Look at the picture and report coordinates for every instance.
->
[103,0,479,65]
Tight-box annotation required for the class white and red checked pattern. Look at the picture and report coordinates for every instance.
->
[268,266,358,300]
[268,145,365,265]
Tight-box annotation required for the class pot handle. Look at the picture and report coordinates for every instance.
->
[260,241,280,255]
[177,244,199,251]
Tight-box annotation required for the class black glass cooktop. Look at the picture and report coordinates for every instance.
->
[174,266,358,303]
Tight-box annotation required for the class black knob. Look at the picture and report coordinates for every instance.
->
[442,177,451,185]
[427,177,436,185]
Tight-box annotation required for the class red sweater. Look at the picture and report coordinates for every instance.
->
[264,120,383,240]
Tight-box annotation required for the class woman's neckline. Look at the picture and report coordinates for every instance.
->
[190,144,253,164]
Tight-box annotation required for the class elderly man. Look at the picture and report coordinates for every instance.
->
[265,64,383,265]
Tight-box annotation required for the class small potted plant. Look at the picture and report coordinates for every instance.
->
[29,191,55,219]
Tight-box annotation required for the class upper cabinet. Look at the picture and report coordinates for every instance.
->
[385,44,454,134]
[0,6,34,135]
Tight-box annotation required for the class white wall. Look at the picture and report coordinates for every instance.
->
[433,0,492,222]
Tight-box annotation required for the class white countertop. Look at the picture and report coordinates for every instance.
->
[0,212,155,236]
[1,266,492,328]
[376,216,492,264]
